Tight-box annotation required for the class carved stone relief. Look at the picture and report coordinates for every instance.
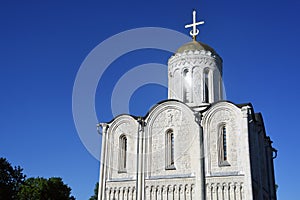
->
[148,106,199,176]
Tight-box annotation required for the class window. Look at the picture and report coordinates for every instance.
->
[222,126,227,161]
[166,129,175,169]
[119,135,127,172]
[219,77,223,100]
[183,69,191,103]
[203,70,209,103]
[219,125,230,166]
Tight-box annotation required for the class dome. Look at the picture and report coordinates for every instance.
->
[176,40,216,54]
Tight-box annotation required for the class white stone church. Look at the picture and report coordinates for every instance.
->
[97,11,277,200]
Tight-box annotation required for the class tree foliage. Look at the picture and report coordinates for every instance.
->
[17,177,75,200]
[0,157,26,200]
[0,157,75,200]
[89,182,98,200]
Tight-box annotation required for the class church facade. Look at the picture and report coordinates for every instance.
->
[97,11,277,200]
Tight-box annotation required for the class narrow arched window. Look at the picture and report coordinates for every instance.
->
[119,135,127,172]
[170,132,174,165]
[219,125,230,166]
[222,126,227,161]
[183,69,191,103]
[203,70,209,103]
[166,129,175,169]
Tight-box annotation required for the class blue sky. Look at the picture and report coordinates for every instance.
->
[0,0,299,199]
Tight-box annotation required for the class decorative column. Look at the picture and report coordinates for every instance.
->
[132,187,136,200]
[206,184,212,200]
[136,117,146,200]
[191,184,195,200]
[162,186,167,199]
[229,183,235,200]
[128,187,132,200]
[117,188,121,200]
[168,185,174,200]
[217,184,222,200]
[186,184,191,200]
[150,186,155,200]
[145,186,150,200]
[174,185,179,200]
[236,183,242,200]
[179,185,184,200]
[240,183,245,200]
[223,183,229,200]
[123,187,128,200]
[97,123,109,200]
[105,188,110,200]
[212,183,217,200]
[119,187,124,200]
[157,186,162,200]
[109,189,114,200]
[194,111,205,200]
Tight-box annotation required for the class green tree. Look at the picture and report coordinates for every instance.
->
[89,182,98,200]
[17,177,75,200]
[0,157,26,200]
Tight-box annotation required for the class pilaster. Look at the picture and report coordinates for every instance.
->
[136,117,146,200]
[241,106,254,199]
[97,123,109,200]
[194,111,205,200]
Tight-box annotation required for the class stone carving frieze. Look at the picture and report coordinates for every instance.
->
[151,108,182,130]
[210,109,232,124]
[168,52,221,71]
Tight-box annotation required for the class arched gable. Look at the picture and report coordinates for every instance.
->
[108,114,138,137]
[201,101,242,174]
[107,114,139,179]
[144,100,201,177]
[201,101,244,175]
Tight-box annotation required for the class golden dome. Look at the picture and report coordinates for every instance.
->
[176,40,216,54]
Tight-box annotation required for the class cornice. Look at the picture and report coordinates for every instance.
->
[168,49,222,66]
[168,52,222,74]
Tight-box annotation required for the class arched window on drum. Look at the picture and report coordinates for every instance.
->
[203,69,209,103]
[183,69,192,103]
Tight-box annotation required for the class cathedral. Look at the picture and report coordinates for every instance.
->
[97,10,277,200]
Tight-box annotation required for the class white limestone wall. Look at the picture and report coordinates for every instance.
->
[100,101,204,200]
[201,102,253,199]
[202,102,244,174]
[106,115,139,180]
[99,100,277,200]
[145,101,204,199]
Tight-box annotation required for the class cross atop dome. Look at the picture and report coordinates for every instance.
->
[185,10,204,41]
